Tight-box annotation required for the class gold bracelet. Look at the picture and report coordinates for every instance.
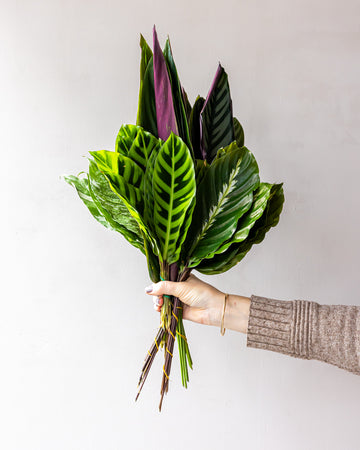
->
[220,293,229,336]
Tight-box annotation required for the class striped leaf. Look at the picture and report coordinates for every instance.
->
[153,133,196,263]
[196,184,284,274]
[233,117,245,147]
[187,146,259,267]
[87,160,144,252]
[115,124,161,172]
[89,150,144,212]
[201,182,273,260]
[200,64,234,163]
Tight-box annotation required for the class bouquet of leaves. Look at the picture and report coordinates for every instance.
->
[64,26,284,410]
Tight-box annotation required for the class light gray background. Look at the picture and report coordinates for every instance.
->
[1,0,359,449]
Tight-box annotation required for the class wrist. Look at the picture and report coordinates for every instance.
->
[209,293,251,334]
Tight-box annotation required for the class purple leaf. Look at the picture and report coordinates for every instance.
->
[153,26,178,141]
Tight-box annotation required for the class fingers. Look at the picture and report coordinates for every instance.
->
[145,280,187,300]
[153,296,163,312]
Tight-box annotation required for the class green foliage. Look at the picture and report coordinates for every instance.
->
[64,28,285,401]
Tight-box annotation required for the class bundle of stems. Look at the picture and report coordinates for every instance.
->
[65,26,284,410]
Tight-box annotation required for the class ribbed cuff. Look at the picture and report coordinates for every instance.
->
[247,295,314,359]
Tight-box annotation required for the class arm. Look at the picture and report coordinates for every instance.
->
[145,275,360,375]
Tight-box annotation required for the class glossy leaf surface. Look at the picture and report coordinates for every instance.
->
[187,146,259,266]
[196,183,284,274]
[115,124,161,172]
[200,64,234,163]
[153,26,178,140]
[153,133,196,263]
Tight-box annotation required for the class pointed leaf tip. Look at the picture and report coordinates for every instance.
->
[153,26,178,141]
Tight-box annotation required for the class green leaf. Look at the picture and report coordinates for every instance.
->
[136,35,153,127]
[87,160,144,252]
[187,146,259,266]
[115,124,161,172]
[200,65,235,163]
[153,133,196,263]
[89,150,144,212]
[196,183,284,274]
[136,56,158,137]
[64,174,110,229]
[202,182,272,259]
[233,117,244,147]
[144,236,160,282]
[189,96,205,159]
[163,38,193,154]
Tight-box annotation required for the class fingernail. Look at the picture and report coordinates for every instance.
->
[155,297,161,306]
[145,285,153,293]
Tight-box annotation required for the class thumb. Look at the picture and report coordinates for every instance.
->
[145,280,187,300]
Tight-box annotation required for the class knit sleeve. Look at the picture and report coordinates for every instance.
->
[246,295,360,375]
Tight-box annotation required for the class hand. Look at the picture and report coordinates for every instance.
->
[145,274,251,333]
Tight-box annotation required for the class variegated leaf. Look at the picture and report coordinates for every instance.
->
[187,146,259,267]
[196,183,284,274]
[89,150,144,212]
[200,65,234,163]
[153,133,196,263]
[115,124,161,172]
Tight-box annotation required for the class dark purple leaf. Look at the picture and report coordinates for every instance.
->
[153,26,178,140]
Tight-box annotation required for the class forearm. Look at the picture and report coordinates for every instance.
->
[246,295,360,375]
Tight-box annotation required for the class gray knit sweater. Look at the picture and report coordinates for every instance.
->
[247,296,360,375]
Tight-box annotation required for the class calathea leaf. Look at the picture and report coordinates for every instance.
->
[90,151,159,254]
[201,182,273,259]
[87,160,144,252]
[233,117,245,147]
[196,183,284,274]
[200,64,235,164]
[89,150,144,212]
[181,87,192,123]
[163,38,193,154]
[144,236,161,283]
[153,26,178,140]
[115,124,161,172]
[64,174,110,229]
[186,146,259,267]
[189,96,205,159]
[137,56,158,137]
[136,34,153,127]
[144,147,158,235]
[153,133,196,264]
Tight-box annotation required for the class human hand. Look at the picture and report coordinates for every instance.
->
[145,274,251,333]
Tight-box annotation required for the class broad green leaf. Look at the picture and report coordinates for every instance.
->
[200,65,234,163]
[88,160,144,252]
[115,124,161,172]
[136,35,153,127]
[137,56,158,137]
[214,141,238,160]
[153,133,196,263]
[189,96,205,159]
[144,148,158,235]
[196,183,284,274]
[233,117,244,147]
[202,182,272,259]
[64,174,110,229]
[163,38,193,154]
[89,150,144,212]
[187,146,259,267]
[144,236,160,282]
[115,124,139,155]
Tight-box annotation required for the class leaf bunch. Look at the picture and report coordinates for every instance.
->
[64,26,284,410]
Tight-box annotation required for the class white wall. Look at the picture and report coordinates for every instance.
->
[1,0,360,449]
